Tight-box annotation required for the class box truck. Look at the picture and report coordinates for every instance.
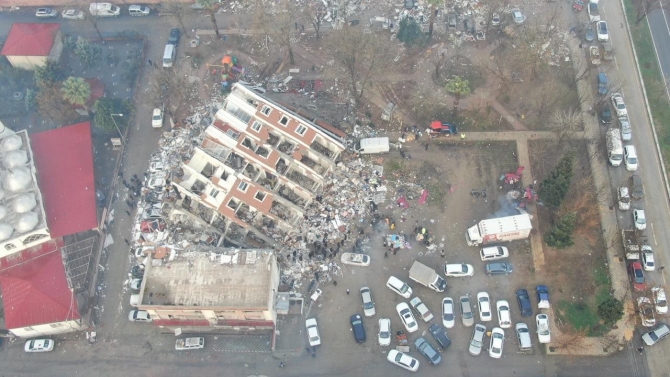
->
[466,214,532,246]
[409,261,446,292]
[606,129,623,166]
[89,3,121,17]
[354,137,390,154]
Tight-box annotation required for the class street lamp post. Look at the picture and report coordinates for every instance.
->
[110,113,125,145]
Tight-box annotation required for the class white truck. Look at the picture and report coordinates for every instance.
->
[355,137,390,154]
[409,261,446,292]
[175,337,204,350]
[466,214,532,247]
[89,3,121,17]
[606,129,623,166]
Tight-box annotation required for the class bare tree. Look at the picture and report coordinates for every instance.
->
[325,24,393,109]
[549,108,583,144]
[426,0,444,37]
[148,69,191,118]
[306,0,326,39]
[36,84,80,126]
[254,0,300,65]
[197,0,221,38]
[553,329,590,355]
[163,0,191,37]
[481,0,510,36]
[633,0,670,24]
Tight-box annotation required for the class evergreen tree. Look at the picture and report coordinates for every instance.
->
[397,18,425,47]
[538,151,575,207]
[543,212,577,248]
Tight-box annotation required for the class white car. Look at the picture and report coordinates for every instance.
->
[444,263,474,277]
[442,297,455,328]
[633,209,646,230]
[386,276,413,298]
[469,323,487,356]
[489,327,504,358]
[147,177,166,189]
[588,2,600,22]
[536,314,551,343]
[24,339,54,353]
[620,117,632,141]
[491,12,501,26]
[396,302,419,333]
[386,349,420,372]
[305,318,321,346]
[618,187,631,210]
[611,93,627,117]
[652,287,668,314]
[624,145,639,171]
[596,20,609,41]
[410,297,434,322]
[360,287,376,317]
[152,108,164,128]
[496,300,511,328]
[477,292,493,321]
[511,8,525,24]
[128,309,151,322]
[35,8,58,18]
[378,318,391,346]
[642,247,655,271]
[129,277,142,291]
[62,9,85,19]
[340,253,370,267]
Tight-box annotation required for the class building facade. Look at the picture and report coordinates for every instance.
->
[172,83,346,245]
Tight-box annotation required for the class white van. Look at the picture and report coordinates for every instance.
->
[480,246,509,261]
[175,337,204,350]
[89,3,121,17]
[355,137,390,154]
[386,276,412,298]
[128,5,151,16]
[162,44,176,68]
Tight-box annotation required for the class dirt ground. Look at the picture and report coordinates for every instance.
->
[529,140,610,335]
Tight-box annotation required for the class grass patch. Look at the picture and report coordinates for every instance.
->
[558,300,600,333]
[624,0,670,171]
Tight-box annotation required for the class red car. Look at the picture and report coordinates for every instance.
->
[629,261,646,291]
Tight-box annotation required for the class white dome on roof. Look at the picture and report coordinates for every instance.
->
[14,193,36,213]
[0,223,13,241]
[16,212,38,233]
[3,150,28,169]
[0,135,22,152]
[0,206,7,221]
[4,167,31,192]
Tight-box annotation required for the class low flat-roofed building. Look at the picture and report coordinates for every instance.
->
[139,248,279,335]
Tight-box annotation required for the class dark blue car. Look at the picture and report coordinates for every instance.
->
[350,314,366,343]
[515,289,533,317]
[597,72,609,95]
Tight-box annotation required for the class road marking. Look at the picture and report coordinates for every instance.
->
[648,3,670,102]
[651,222,658,245]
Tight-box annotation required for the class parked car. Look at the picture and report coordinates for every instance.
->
[175,337,204,350]
[378,318,391,346]
[496,300,512,328]
[129,277,142,291]
[410,297,433,322]
[444,263,474,277]
[489,327,505,358]
[588,2,601,21]
[428,323,452,349]
[624,145,639,171]
[396,302,419,333]
[641,324,670,346]
[35,8,58,18]
[618,187,631,210]
[360,287,376,317]
[600,106,613,124]
[584,25,596,42]
[642,247,656,271]
[168,28,181,45]
[24,339,54,352]
[486,262,513,275]
[442,297,455,328]
[491,12,501,26]
[349,314,366,343]
[341,253,370,267]
[633,209,646,231]
[152,108,164,128]
[460,295,475,327]
[611,93,627,116]
[629,261,646,291]
[620,116,632,141]
[597,72,609,95]
[305,318,321,346]
[652,287,668,314]
[62,9,85,19]
[469,324,487,356]
[477,292,493,321]
[386,349,420,372]
[415,337,442,365]
[515,322,533,351]
[536,314,551,343]
[511,8,525,24]
[638,297,656,327]
[596,20,609,41]
[480,246,509,261]
[128,309,152,322]
[128,5,151,16]
[386,276,413,298]
[630,175,644,201]
[536,285,551,308]
[516,289,533,317]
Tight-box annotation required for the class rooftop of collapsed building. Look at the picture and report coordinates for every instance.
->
[139,248,276,308]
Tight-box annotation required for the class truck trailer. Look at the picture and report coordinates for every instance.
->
[408,261,446,292]
[466,214,533,246]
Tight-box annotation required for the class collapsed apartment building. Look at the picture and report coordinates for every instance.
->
[171,82,346,247]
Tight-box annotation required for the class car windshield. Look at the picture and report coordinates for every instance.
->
[444,312,453,320]
[471,338,482,347]
[310,335,319,342]
[600,23,607,32]
[380,331,389,339]
[352,319,361,326]
[364,302,374,309]
[399,284,409,293]
[649,332,659,341]
[463,311,473,319]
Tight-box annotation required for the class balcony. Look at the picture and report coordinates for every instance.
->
[267,133,280,147]
[256,146,270,158]
[276,158,289,175]
[256,171,279,191]
[236,203,257,225]
[242,164,259,180]
[311,141,334,158]
[270,200,298,223]
[191,180,207,196]
[287,169,318,192]
[225,152,246,171]
[277,185,307,207]
[201,162,216,179]
[278,140,296,154]
[300,155,327,175]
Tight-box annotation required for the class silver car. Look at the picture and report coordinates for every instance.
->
[360,287,376,317]
[469,324,487,355]
[511,8,525,24]
[460,295,474,327]
[442,297,455,328]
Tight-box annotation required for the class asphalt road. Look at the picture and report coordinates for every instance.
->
[0,4,659,377]
[648,5,670,97]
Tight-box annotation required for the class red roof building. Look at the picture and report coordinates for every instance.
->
[0,23,63,70]
[31,122,98,239]
[0,238,84,337]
